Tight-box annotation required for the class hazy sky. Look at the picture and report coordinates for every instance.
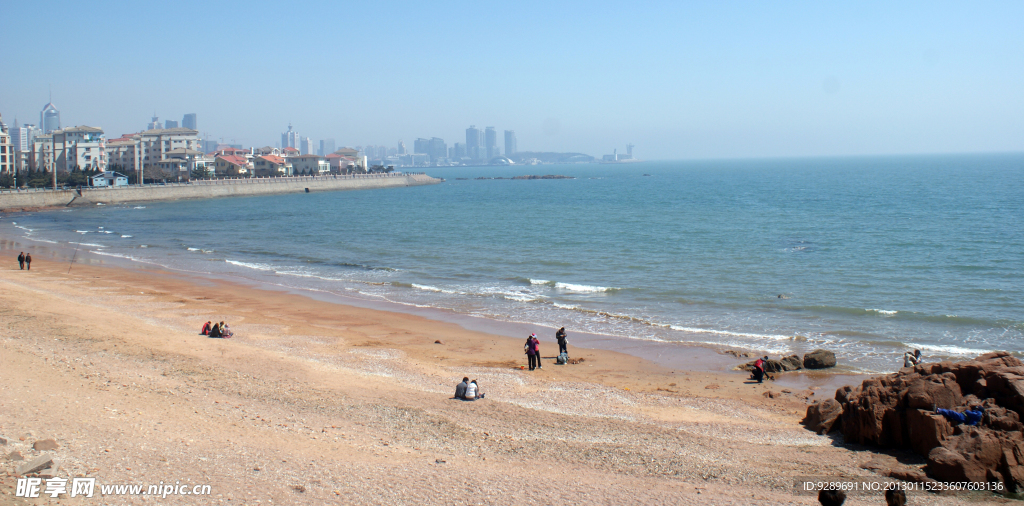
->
[1,1,1021,159]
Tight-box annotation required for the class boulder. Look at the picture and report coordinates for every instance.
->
[803,349,837,369]
[780,355,802,371]
[803,398,843,434]
[814,351,1024,492]
[763,359,785,374]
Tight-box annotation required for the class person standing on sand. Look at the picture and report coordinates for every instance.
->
[556,327,568,355]
[525,334,540,370]
[25,253,31,270]
[18,252,25,270]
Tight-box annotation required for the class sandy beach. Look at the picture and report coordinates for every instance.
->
[0,249,1007,504]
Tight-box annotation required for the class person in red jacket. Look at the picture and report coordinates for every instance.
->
[201,321,211,335]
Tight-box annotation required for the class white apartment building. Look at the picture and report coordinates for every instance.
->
[288,154,329,175]
[30,126,107,173]
[0,116,14,175]
[136,127,201,172]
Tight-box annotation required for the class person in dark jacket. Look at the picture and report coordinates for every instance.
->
[25,253,32,270]
[209,322,221,338]
[555,327,568,355]
[17,252,25,270]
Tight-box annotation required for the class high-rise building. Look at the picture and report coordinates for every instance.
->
[397,140,406,155]
[182,113,197,130]
[281,124,298,149]
[453,142,466,159]
[165,120,179,129]
[413,138,429,156]
[504,130,517,156]
[147,116,161,130]
[300,137,314,155]
[465,126,482,160]
[485,127,497,159]
[40,102,60,134]
[427,137,446,162]
[11,120,41,153]
[319,138,335,157]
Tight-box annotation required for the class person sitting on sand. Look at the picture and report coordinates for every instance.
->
[201,321,212,335]
[936,405,984,426]
[455,377,469,399]
[220,321,233,338]
[209,322,221,338]
[464,379,477,401]
[471,380,484,399]
[903,349,922,368]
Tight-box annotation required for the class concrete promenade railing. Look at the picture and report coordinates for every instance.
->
[0,173,441,211]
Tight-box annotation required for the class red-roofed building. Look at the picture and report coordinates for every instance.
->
[325,153,358,174]
[214,155,251,177]
[253,155,292,177]
[282,147,299,155]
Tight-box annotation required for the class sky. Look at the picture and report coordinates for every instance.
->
[1,0,1022,160]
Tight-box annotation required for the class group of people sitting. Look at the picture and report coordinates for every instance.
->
[454,377,484,401]
[201,321,233,338]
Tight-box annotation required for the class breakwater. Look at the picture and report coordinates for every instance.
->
[0,173,441,211]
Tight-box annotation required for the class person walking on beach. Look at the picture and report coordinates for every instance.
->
[25,253,31,270]
[556,327,568,355]
[17,252,25,270]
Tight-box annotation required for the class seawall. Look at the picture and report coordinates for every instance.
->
[0,173,441,211]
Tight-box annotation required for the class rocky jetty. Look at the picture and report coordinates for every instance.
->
[804,351,1024,491]
[511,175,575,180]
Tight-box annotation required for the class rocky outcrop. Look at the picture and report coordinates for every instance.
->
[807,351,1024,491]
[803,349,837,369]
[780,355,803,371]
[803,398,843,434]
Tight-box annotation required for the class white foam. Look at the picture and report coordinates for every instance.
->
[529,279,551,285]
[23,237,58,244]
[187,247,201,251]
[555,282,615,293]
[668,325,794,341]
[867,308,898,316]
[75,230,89,234]
[133,206,146,209]
[120,235,132,238]
[410,283,464,295]
[70,242,106,248]
[14,225,33,232]
[90,250,141,261]
[226,260,275,271]
[907,342,991,357]
[553,302,579,310]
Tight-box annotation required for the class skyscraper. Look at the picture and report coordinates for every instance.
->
[320,138,336,156]
[427,138,447,162]
[397,140,406,155]
[485,127,497,159]
[147,116,161,130]
[40,102,60,134]
[164,120,179,129]
[504,130,517,156]
[182,113,197,130]
[465,126,482,160]
[281,124,298,149]
[300,137,314,155]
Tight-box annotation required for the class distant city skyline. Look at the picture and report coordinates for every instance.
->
[1,2,1021,159]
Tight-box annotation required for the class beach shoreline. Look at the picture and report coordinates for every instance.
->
[4,239,997,504]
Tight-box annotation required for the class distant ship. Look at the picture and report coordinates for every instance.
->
[600,144,641,164]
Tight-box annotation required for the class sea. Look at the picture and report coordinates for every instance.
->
[2,154,1022,374]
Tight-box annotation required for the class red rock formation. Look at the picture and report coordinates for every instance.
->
[805,351,1024,492]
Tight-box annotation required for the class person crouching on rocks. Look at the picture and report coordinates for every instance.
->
[936,405,984,426]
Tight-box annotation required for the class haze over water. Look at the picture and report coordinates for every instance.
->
[4,154,1022,373]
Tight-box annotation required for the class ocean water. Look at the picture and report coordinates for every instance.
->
[3,154,1022,373]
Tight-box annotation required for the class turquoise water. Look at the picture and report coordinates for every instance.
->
[4,154,1022,372]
